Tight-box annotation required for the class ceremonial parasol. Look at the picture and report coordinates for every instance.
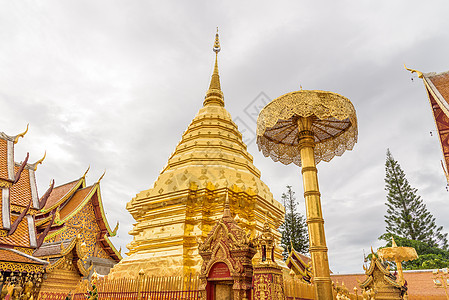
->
[377,238,418,286]
[256,89,358,300]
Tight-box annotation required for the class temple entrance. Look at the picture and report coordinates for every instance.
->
[198,199,256,300]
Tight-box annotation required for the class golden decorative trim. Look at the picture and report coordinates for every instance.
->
[0,180,12,188]
[0,230,8,237]
[0,261,44,273]
[14,247,33,255]
[103,234,123,260]
[44,227,67,242]
[11,204,25,213]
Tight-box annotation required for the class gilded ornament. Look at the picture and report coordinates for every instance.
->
[13,124,28,144]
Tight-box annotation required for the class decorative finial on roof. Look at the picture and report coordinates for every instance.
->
[404,64,423,78]
[33,151,46,171]
[391,236,398,248]
[223,192,231,218]
[97,170,106,183]
[14,124,29,144]
[83,166,90,178]
[204,28,224,107]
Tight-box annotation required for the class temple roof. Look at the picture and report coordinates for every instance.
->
[0,247,48,265]
[0,128,42,250]
[285,246,312,282]
[36,173,121,262]
[128,31,282,216]
[412,69,449,182]
[41,177,85,212]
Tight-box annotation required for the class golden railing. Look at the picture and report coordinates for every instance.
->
[284,277,315,299]
[38,274,201,300]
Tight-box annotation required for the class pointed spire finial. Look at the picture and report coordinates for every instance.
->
[223,192,231,218]
[83,165,90,178]
[97,170,106,184]
[213,27,221,53]
[204,28,224,107]
[391,236,398,247]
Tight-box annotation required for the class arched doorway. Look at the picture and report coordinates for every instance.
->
[206,262,233,300]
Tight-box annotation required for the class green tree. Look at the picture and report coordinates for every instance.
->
[383,149,448,248]
[279,185,309,259]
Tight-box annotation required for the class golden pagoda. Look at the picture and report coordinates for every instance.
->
[109,30,285,278]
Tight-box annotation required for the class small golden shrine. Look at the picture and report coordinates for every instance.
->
[0,126,53,298]
[252,218,285,300]
[33,170,121,295]
[198,197,256,300]
[108,30,284,278]
[405,67,449,184]
[360,252,406,300]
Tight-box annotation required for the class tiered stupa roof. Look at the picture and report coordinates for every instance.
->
[127,32,282,220]
[110,31,284,278]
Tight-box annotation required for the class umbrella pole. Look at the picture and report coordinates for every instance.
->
[298,117,333,300]
[395,258,405,285]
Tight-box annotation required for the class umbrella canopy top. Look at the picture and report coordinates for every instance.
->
[256,90,358,166]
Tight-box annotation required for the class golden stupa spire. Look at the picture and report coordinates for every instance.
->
[204,28,224,107]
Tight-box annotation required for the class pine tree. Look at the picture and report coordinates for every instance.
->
[383,149,448,248]
[279,185,309,259]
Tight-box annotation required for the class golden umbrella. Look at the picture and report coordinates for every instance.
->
[256,90,358,300]
[377,238,418,286]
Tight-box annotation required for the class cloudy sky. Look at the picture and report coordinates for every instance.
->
[1,1,449,274]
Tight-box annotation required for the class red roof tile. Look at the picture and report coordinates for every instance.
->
[59,185,96,220]
[9,167,32,207]
[0,248,41,264]
[0,215,31,248]
[42,179,81,211]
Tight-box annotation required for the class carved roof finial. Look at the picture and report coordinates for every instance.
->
[33,151,46,171]
[223,192,231,218]
[404,64,423,78]
[97,170,106,183]
[14,124,29,144]
[83,165,90,178]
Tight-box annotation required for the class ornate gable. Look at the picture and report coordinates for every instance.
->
[198,196,256,300]
[360,254,405,299]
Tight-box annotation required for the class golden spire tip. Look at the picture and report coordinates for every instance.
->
[213,27,221,54]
